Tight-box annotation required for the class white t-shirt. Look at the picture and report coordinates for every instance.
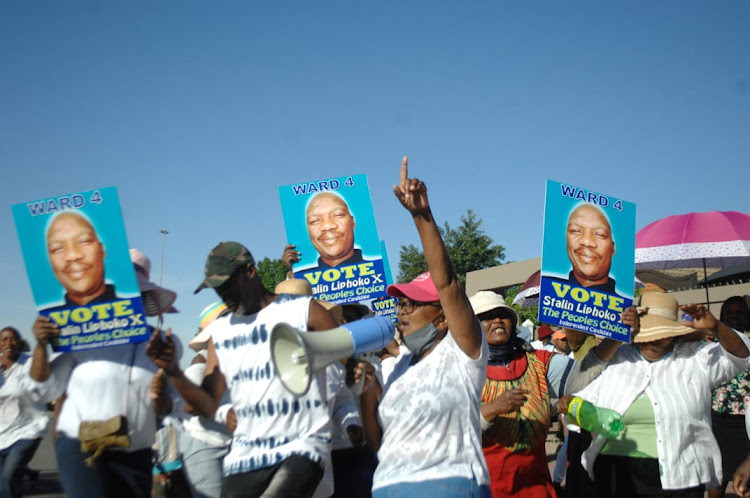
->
[49,341,161,451]
[0,354,54,450]
[211,294,331,477]
[373,330,490,490]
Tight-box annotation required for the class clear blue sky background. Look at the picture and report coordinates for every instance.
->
[2,1,748,357]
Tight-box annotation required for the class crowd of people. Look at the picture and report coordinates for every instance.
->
[2,160,750,498]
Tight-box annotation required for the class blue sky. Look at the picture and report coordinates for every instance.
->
[2,1,748,356]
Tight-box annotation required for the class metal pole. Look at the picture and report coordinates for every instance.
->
[703,258,709,307]
[159,229,169,286]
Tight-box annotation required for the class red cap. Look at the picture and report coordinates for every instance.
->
[537,325,554,340]
[386,272,440,302]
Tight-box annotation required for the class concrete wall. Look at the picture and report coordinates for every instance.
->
[467,257,750,315]
[465,257,540,296]
[660,283,750,316]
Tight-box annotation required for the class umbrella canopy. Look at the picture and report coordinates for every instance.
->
[635,210,750,304]
[635,211,750,270]
[512,269,540,306]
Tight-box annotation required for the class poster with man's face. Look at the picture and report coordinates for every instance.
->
[539,180,636,342]
[12,187,148,352]
[370,240,398,320]
[279,174,389,305]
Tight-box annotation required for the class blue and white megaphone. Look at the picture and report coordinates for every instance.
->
[270,315,395,396]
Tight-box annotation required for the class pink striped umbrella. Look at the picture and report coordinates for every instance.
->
[635,210,750,303]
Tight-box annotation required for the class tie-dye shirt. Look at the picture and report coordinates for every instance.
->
[211,294,331,476]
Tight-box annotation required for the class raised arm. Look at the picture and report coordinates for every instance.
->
[682,303,749,358]
[393,157,483,359]
[147,328,227,419]
[30,315,59,382]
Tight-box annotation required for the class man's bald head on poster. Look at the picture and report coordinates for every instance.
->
[46,211,107,306]
[305,192,356,268]
[565,204,615,287]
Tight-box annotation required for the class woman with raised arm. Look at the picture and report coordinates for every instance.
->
[355,157,490,497]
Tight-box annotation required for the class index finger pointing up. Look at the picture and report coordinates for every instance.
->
[400,156,409,192]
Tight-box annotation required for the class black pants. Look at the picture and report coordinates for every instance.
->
[593,454,704,498]
[221,455,324,498]
[331,446,378,498]
[712,411,750,486]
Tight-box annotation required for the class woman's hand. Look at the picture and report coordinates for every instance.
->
[393,157,430,217]
[32,315,59,346]
[226,408,237,433]
[146,328,180,376]
[150,368,172,417]
[150,368,167,401]
[481,388,529,424]
[557,394,575,415]
[735,453,750,497]
[680,303,718,331]
[621,306,640,339]
[491,388,528,415]
[352,361,379,396]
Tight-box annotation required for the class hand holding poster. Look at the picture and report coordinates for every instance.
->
[279,175,388,305]
[12,187,148,352]
[539,181,636,342]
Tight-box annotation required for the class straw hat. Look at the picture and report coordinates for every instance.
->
[130,249,177,317]
[633,293,694,344]
[275,279,313,296]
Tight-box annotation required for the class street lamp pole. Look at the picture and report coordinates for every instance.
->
[159,228,169,286]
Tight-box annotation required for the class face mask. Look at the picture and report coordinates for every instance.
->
[401,322,441,357]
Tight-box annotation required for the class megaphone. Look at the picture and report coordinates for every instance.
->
[271,315,395,396]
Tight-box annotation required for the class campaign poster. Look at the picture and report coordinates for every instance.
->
[539,180,636,342]
[370,241,398,321]
[279,174,389,305]
[12,187,148,352]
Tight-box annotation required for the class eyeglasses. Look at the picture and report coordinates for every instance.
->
[396,299,441,315]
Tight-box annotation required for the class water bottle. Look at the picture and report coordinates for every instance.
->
[568,396,625,438]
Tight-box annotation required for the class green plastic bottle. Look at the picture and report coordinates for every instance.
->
[568,396,625,438]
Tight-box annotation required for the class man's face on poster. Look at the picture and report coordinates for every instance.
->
[47,212,107,305]
[306,193,356,267]
[566,205,615,287]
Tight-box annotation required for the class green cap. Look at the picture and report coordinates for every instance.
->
[194,242,255,294]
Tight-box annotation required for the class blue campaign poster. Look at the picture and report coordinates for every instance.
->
[370,241,398,321]
[12,187,148,352]
[539,180,636,342]
[279,174,389,305]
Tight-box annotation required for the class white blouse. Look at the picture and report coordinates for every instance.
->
[576,332,750,490]
[0,354,54,450]
[373,331,489,490]
[48,341,162,452]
